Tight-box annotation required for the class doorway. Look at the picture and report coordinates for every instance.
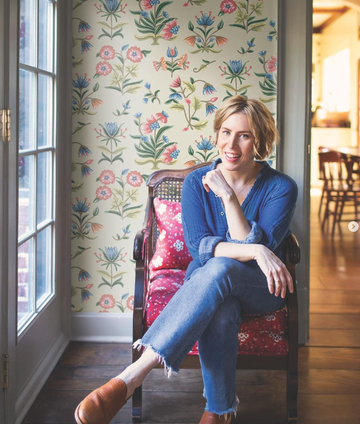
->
[310,1,360,346]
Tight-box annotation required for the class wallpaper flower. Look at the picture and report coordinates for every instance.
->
[71,0,278,313]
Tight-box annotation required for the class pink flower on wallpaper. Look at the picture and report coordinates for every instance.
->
[216,36,228,46]
[162,144,179,164]
[170,76,181,88]
[266,55,277,72]
[96,61,112,76]
[162,19,180,40]
[96,186,113,200]
[220,0,237,14]
[126,295,134,311]
[91,98,103,108]
[126,171,143,188]
[99,170,116,185]
[141,0,156,10]
[126,46,143,63]
[91,223,103,233]
[156,111,169,124]
[99,294,116,309]
[184,36,196,47]
[142,116,160,134]
[99,45,116,60]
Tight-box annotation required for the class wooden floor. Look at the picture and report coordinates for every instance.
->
[22,195,360,424]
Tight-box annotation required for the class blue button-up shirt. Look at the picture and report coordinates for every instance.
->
[181,158,298,279]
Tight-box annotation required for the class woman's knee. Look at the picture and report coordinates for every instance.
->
[205,257,243,277]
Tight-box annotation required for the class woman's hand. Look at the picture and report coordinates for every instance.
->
[202,169,234,199]
[254,244,294,298]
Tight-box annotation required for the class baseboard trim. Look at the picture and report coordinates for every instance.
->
[15,331,69,424]
[70,312,133,343]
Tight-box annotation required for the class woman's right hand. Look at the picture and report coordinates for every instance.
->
[253,244,294,298]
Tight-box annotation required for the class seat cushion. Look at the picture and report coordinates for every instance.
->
[145,269,289,356]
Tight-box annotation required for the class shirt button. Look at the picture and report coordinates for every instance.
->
[220,212,224,216]
[215,194,218,197]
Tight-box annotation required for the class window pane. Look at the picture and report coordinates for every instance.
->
[19,69,36,151]
[36,226,53,307]
[37,152,52,225]
[18,155,35,239]
[38,74,53,147]
[19,0,37,67]
[18,238,35,331]
[39,0,53,72]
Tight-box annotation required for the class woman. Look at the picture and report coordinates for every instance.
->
[75,95,297,424]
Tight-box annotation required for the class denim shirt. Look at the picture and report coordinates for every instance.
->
[181,158,298,279]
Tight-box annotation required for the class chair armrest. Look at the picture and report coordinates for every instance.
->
[133,196,154,261]
[285,233,300,374]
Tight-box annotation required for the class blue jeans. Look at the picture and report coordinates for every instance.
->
[135,257,285,415]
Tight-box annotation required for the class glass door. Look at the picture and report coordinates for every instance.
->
[1,0,70,422]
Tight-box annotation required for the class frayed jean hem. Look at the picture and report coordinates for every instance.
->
[204,395,239,417]
[133,339,179,378]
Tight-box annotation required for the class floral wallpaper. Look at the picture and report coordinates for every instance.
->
[71,0,278,314]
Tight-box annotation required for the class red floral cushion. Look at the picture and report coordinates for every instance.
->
[149,199,192,273]
[145,269,289,356]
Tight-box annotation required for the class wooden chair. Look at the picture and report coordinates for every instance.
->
[132,163,300,422]
[318,150,360,237]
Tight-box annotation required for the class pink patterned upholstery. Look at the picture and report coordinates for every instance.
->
[149,199,192,272]
[146,269,289,356]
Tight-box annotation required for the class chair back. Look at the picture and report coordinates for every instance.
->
[318,150,352,186]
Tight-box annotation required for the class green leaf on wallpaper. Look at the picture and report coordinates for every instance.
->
[259,96,276,103]
[71,284,78,297]
[192,97,202,111]
[93,82,99,92]
[97,21,112,30]
[188,146,195,155]
[192,121,208,130]
[188,21,194,31]
[93,207,99,216]
[72,182,83,192]
[217,20,224,30]
[183,81,196,93]
[113,279,124,287]
[221,84,236,93]
[170,103,185,112]
[97,270,112,278]
[113,272,127,279]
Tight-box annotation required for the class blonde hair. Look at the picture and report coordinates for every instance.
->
[213,95,279,160]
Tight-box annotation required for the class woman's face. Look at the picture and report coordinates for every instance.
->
[217,112,255,172]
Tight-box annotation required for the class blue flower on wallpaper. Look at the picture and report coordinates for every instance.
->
[78,20,92,33]
[141,11,149,18]
[163,11,169,18]
[122,102,131,110]
[167,46,178,58]
[105,246,119,261]
[247,40,255,47]
[203,83,216,95]
[140,135,149,143]
[229,60,243,74]
[265,73,273,80]
[150,0,160,5]
[105,122,118,137]
[81,289,93,302]
[81,40,93,54]
[145,82,151,89]
[197,13,214,27]
[122,226,131,234]
[72,74,90,89]
[197,138,214,150]
[269,20,276,27]
[259,50,267,56]
[78,144,92,157]
[170,149,180,159]
[134,113,142,118]
[81,163,93,178]
[143,98,148,104]
[163,135,169,142]
[169,92,182,101]
[72,198,90,213]
[205,103,218,116]
[122,44,129,51]
[105,0,119,12]
[267,36,273,42]
[78,269,92,281]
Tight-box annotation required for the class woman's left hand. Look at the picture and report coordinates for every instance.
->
[202,169,234,199]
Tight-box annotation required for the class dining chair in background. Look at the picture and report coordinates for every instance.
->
[318,150,360,237]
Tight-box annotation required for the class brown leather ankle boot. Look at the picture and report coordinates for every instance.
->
[199,411,232,424]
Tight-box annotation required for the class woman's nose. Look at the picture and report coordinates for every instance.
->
[227,135,237,149]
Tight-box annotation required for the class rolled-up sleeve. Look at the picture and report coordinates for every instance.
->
[225,221,263,244]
